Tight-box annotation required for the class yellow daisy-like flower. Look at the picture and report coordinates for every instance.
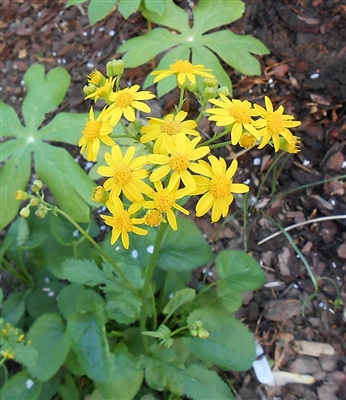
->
[253,96,301,152]
[279,136,301,153]
[141,111,200,154]
[143,209,165,227]
[151,60,215,86]
[79,107,116,162]
[105,85,155,126]
[87,69,107,86]
[97,145,151,203]
[138,180,190,231]
[101,197,147,249]
[191,157,249,222]
[208,95,260,146]
[239,132,257,149]
[84,77,116,103]
[147,135,210,192]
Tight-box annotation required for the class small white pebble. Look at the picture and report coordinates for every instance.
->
[86,62,94,69]
[310,72,319,79]
[147,245,154,254]
[243,178,251,185]
[253,157,261,166]
[207,271,213,276]
[85,162,93,169]
[330,198,336,205]
[293,284,299,289]
[26,379,34,389]
[115,246,121,251]
[109,30,116,36]
[131,250,138,259]
[48,291,55,297]
[342,161,346,168]
[99,27,105,31]
[37,11,42,17]
[83,31,88,37]
[303,159,310,166]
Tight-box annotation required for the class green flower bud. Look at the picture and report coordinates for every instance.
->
[203,77,218,88]
[20,205,30,218]
[195,320,203,329]
[203,87,216,101]
[35,208,47,219]
[190,329,198,337]
[217,86,230,97]
[106,59,125,77]
[198,328,209,339]
[87,69,107,87]
[186,80,198,93]
[83,83,98,96]
[30,198,39,207]
[15,190,29,201]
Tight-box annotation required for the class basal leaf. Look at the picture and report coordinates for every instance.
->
[27,313,71,381]
[34,142,95,223]
[119,28,181,68]
[216,250,265,292]
[67,311,110,382]
[57,284,85,320]
[96,349,143,399]
[202,30,269,76]
[0,371,42,400]
[0,102,26,139]
[66,0,86,6]
[163,288,196,316]
[192,43,233,95]
[22,64,70,132]
[38,112,88,145]
[58,372,79,400]
[184,364,234,400]
[88,0,116,25]
[158,216,214,272]
[105,291,141,325]
[192,0,244,35]
[143,0,167,15]
[75,289,105,313]
[141,0,189,32]
[183,308,255,371]
[1,289,31,326]
[0,150,31,229]
[118,0,141,19]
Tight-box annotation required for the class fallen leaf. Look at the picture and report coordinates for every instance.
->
[264,300,302,321]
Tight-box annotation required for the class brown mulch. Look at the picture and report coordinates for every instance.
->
[1,0,346,399]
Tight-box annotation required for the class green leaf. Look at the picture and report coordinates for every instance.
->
[192,0,244,35]
[88,0,116,25]
[17,217,30,246]
[0,150,31,229]
[0,371,42,400]
[39,112,88,145]
[66,0,86,6]
[183,308,256,371]
[26,282,66,319]
[0,102,27,139]
[34,142,94,223]
[22,64,70,132]
[191,43,233,95]
[163,288,196,316]
[49,214,81,246]
[216,281,243,313]
[67,311,110,382]
[141,0,189,32]
[96,348,143,399]
[2,289,31,325]
[158,217,214,272]
[143,0,166,15]
[27,313,71,381]
[216,250,265,292]
[75,289,105,313]
[57,284,85,320]
[105,290,141,324]
[118,0,140,19]
[119,28,181,68]
[202,31,269,76]
[159,270,191,311]
[184,364,234,400]
[58,372,79,400]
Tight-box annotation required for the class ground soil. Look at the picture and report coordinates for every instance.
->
[1,0,346,399]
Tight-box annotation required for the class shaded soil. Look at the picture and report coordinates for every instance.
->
[1,0,346,399]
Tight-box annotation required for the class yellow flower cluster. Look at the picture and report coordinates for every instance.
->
[1,322,28,361]
[80,59,301,249]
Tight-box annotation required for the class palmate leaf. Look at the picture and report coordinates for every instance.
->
[0,64,96,229]
[119,0,269,96]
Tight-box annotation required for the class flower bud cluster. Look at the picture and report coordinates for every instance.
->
[190,320,209,339]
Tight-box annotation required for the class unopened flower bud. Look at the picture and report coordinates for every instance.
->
[217,86,230,97]
[83,83,98,96]
[30,198,39,207]
[190,329,198,337]
[87,69,107,87]
[35,208,47,219]
[20,205,31,218]
[91,186,108,203]
[195,320,203,329]
[278,136,301,153]
[31,180,42,193]
[186,80,198,93]
[203,77,218,88]
[203,87,216,101]
[106,59,125,77]
[15,190,29,201]
[198,328,209,339]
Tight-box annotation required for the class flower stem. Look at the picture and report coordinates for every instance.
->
[199,129,229,146]
[140,223,168,354]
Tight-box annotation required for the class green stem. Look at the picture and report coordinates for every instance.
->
[242,192,249,252]
[256,152,286,200]
[1,258,29,286]
[177,87,185,112]
[140,223,168,354]
[199,129,229,147]
[170,325,190,337]
[53,207,138,296]
[17,248,35,287]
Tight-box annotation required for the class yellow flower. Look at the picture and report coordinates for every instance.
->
[97,145,151,203]
[141,111,199,154]
[84,77,116,103]
[239,132,257,149]
[138,180,190,231]
[191,157,249,222]
[143,209,165,227]
[101,197,147,249]
[208,96,259,145]
[279,136,301,153]
[105,85,155,126]
[151,60,215,86]
[147,135,210,192]
[90,186,109,203]
[87,69,107,86]
[253,96,301,152]
[79,107,115,162]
